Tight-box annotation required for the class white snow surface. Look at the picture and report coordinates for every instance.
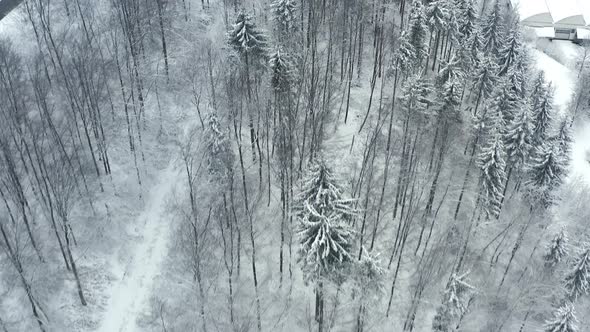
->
[532,43,590,184]
[97,162,178,332]
[531,49,575,114]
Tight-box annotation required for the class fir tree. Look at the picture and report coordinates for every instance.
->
[426,0,450,33]
[394,31,417,72]
[295,160,356,283]
[552,118,573,166]
[481,0,503,56]
[565,244,590,301]
[272,0,297,35]
[204,112,234,188]
[436,79,462,123]
[269,48,294,94]
[544,303,578,332]
[457,0,478,39]
[530,71,548,110]
[295,160,356,331]
[532,84,555,144]
[432,271,475,332]
[525,142,567,207]
[504,103,533,167]
[498,22,522,76]
[228,12,267,66]
[406,0,429,67]
[472,54,499,113]
[399,74,433,121]
[435,54,464,88]
[353,250,385,332]
[464,31,482,67]
[477,121,507,219]
[544,228,568,269]
[527,142,566,189]
[477,121,506,217]
[506,50,529,98]
[487,78,518,124]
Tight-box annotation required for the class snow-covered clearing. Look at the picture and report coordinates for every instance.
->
[97,162,178,332]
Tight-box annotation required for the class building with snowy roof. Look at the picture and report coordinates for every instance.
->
[510,0,590,41]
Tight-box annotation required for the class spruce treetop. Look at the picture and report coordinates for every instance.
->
[457,0,478,39]
[228,12,267,63]
[269,48,294,94]
[426,0,450,32]
[565,244,590,301]
[544,303,578,332]
[544,228,568,269]
[406,0,429,65]
[504,103,534,167]
[481,0,504,56]
[295,161,357,284]
[498,21,522,76]
[477,119,507,218]
[272,0,297,34]
[204,112,234,187]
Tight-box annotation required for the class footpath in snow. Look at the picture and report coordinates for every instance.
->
[97,162,178,332]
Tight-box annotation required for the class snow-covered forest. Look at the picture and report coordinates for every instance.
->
[0,0,589,331]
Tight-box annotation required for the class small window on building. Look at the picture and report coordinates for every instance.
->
[555,28,574,35]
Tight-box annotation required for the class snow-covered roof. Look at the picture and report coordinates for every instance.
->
[518,0,553,27]
[512,0,590,29]
[546,0,585,27]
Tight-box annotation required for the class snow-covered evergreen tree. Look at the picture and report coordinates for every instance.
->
[457,0,478,39]
[487,78,518,124]
[394,31,417,72]
[553,118,573,167]
[204,112,234,188]
[532,84,555,144]
[272,0,297,35]
[544,228,568,269]
[506,49,529,98]
[436,79,462,123]
[472,54,499,111]
[477,121,507,219]
[543,303,578,332]
[426,0,450,33]
[504,103,533,167]
[295,160,356,283]
[498,21,522,76]
[406,0,429,67]
[526,142,566,189]
[353,250,385,332]
[432,271,475,332]
[565,244,590,301]
[525,142,567,207]
[530,71,548,110]
[480,0,504,56]
[399,74,433,120]
[269,48,294,94]
[435,54,464,88]
[228,12,267,66]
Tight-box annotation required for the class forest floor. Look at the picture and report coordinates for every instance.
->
[97,162,179,332]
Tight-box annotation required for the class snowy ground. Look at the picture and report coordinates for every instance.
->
[532,41,590,184]
[97,163,179,332]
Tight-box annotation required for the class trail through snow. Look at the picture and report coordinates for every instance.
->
[97,162,178,332]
